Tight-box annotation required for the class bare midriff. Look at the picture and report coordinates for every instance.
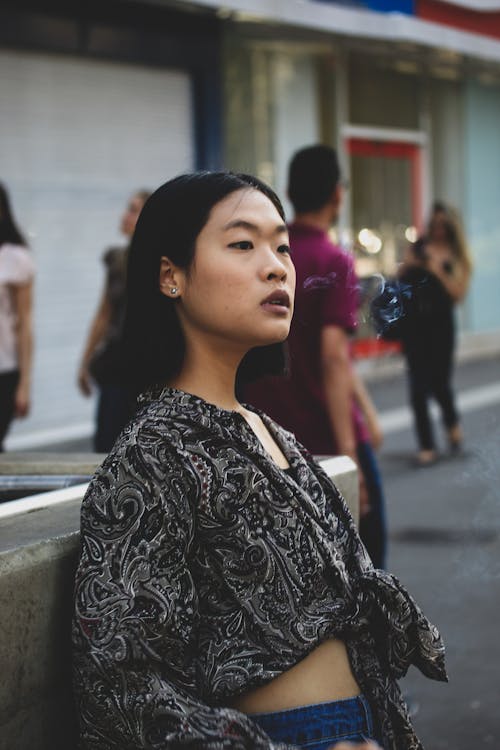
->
[229,638,361,714]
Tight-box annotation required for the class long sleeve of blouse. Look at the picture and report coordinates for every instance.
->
[73,436,291,749]
[73,387,446,750]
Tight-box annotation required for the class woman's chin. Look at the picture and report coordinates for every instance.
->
[251,330,290,348]
[235,321,290,351]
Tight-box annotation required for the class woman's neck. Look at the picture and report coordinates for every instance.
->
[168,341,243,413]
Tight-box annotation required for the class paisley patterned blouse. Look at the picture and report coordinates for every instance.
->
[72,387,447,749]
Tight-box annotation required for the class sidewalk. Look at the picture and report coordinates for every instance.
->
[377,377,500,749]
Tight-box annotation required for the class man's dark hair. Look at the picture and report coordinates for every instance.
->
[122,171,287,393]
[288,145,341,213]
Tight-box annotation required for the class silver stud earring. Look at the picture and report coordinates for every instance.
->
[170,287,178,295]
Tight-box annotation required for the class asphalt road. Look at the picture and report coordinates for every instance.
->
[369,355,500,750]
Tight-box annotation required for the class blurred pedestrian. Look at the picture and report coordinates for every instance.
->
[0,184,34,451]
[243,145,387,569]
[398,201,472,466]
[77,189,150,452]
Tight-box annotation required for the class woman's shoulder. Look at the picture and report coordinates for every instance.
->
[123,401,195,464]
[0,243,34,283]
[86,406,197,506]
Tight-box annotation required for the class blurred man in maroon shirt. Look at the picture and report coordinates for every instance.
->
[244,145,387,568]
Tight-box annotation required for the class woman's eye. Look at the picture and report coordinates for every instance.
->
[277,244,291,255]
[229,241,253,250]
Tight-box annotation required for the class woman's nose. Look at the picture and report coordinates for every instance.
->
[261,249,288,281]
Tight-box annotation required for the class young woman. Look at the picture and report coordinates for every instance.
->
[77,189,150,451]
[73,172,447,750]
[398,202,472,466]
[0,184,34,451]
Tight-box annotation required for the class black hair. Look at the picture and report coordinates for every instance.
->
[288,145,341,214]
[122,171,288,393]
[0,183,28,248]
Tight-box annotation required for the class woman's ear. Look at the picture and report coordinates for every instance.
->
[159,256,183,299]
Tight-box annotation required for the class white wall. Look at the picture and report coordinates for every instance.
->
[271,51,320,217]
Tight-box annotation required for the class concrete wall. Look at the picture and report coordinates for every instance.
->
[0,455,358,750]
[0,502,80,750]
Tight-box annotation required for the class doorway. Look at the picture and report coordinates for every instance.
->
[344,136,425,353]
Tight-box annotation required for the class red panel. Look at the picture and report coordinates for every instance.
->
[410,147,423,231]
[346,139,417,159]
[417,0,500,41]
[346,138,423,228]
[351,338,402,359]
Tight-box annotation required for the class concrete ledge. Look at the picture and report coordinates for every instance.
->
[0,453,105,502]
[0,452,106,476]
[0,533,79,749]
[0,483,89,520]
[318,454,359,525]
[0,502,81,750]
[0,455,358,750]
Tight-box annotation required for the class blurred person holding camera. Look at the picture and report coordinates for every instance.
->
[398,202,472,467]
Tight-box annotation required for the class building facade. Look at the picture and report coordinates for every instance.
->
[221,0,500,345]
[1,0,222,446]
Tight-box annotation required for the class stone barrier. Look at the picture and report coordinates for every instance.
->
[0,454,358,750]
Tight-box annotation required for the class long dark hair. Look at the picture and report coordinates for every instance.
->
[0,184,28,248]
[122,171,288,393]
[428,201,472,274]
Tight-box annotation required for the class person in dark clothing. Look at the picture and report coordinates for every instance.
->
[243,145,388,569]
[72,172,446,750]
[398,202,472,466]
[77,189,150,451]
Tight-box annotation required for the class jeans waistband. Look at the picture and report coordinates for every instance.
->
[250,694,374,749]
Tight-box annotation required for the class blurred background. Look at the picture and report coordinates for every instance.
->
[2,0,500,447]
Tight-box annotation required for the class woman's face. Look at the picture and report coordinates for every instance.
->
[120,194,146,238]
[429,212,448,243]
[163,188,296,355]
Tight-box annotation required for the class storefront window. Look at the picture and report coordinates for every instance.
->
[349,55,420,129]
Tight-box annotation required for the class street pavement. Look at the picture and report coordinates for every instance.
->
[369,355,500,750]
[22,354,500,749]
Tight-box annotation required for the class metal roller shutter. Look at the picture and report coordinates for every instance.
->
[1,49,194,447]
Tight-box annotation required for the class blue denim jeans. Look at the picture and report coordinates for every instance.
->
[251,695,376,749]
[357,441,388,570]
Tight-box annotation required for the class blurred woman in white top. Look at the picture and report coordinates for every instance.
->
[0,184,34,451]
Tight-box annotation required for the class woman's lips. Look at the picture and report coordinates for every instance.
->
[260,301,289,315]
[260,290,290,312]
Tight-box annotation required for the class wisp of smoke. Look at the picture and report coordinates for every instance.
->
[369,275,415,338]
